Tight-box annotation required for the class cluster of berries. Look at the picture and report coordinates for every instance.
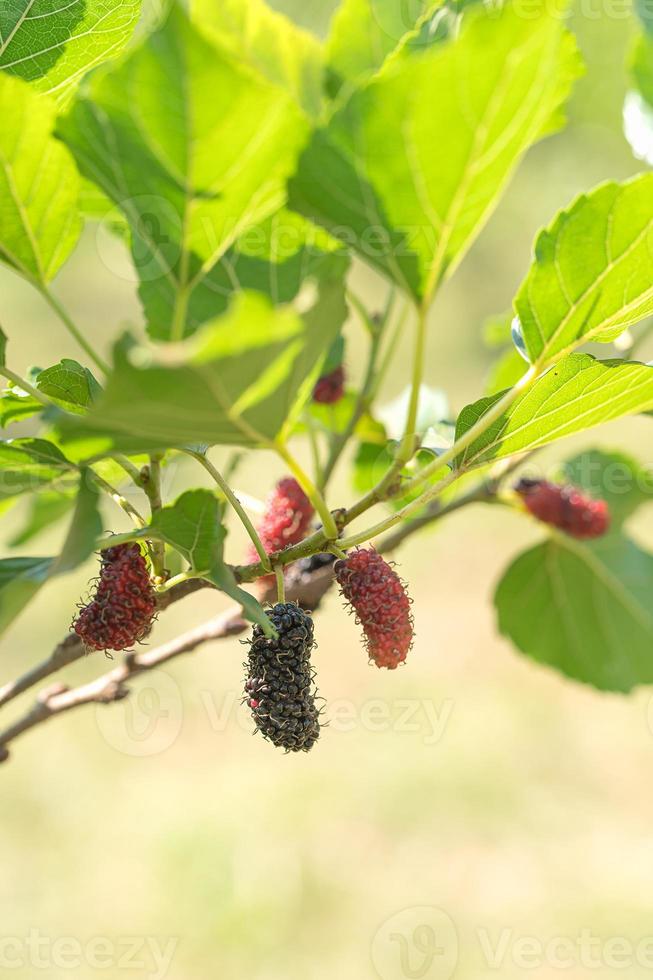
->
[73,544,156,652]
[244,602,321,753]
[515,478,610,539]
[72,469,611,753]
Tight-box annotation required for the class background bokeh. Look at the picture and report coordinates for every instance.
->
[2,4,653,979]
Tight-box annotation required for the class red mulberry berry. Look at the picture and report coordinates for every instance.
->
[515,479,610,539]
[73,544,157,652]
[313,364,345,405]
[244,602,321,752]
[335,549,413,669]
[249,477,314,563]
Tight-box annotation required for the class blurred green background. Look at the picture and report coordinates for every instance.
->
[2,4,653,979]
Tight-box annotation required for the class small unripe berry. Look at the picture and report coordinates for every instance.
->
[515,478,610,539]
[313,364,345,405]
[335,548,413,669]
[73,544,157,652]
[244,602,321,752]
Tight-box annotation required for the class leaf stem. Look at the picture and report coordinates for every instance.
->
[89,471,147,528]
[142,454,166,578]
[39,286,109,376]
[369,300,409,404]
[304,413,324,487]
[401,364,539,498]
[170,286,190,344]
[184,450,272,571]
[0,366,51,408]
[114,455,145,486]
[274,441,338,540]
[396,301,427,464]
[321,312,386,490]
[155,571,194,594]
[339,366,539,549]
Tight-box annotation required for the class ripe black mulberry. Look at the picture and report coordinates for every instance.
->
[244,603,321,752]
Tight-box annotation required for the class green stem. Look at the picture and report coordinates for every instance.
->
[170,286,190,344]
[396,301,427,464]
[155,571,194,594]
[143,454,166,578]
[328,544,347,560]
[39,286,110,376]
[346,289,377,334]
[321,316,385,491]
[369,301,409,404]
[401,364,538,499]
[274,565,286,603]
[0,366,51,407]
[89,471,147,528]
[376,453,530,553]
[340,366,539,549]
[114,455,145,486]
[304,413,324,488]
[185,450,272,571]
[274,441,338,540]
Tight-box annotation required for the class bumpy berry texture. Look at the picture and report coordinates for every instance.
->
[73,544,157,652]
[249,477,314,564]
[244,603,321,752]
[515,479,610,539]
[335,549,413,669]
[313,364,346,405]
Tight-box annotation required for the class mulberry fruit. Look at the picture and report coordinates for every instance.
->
[244,602,321,752]
[313,364,346,405]
[73,544,157,652]
[515,478,610,539]
[335,549,413,669]
[249,477,314,563]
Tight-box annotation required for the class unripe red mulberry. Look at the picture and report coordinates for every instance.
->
[515,479,610,539]
[313,364,345,405]
[249,477,314,564]
[244,602,321,752]
[73,544,157,652]
[334,548,413,669]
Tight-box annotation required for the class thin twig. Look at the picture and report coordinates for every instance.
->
[0,578,212,712]
[0,608,247,760]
